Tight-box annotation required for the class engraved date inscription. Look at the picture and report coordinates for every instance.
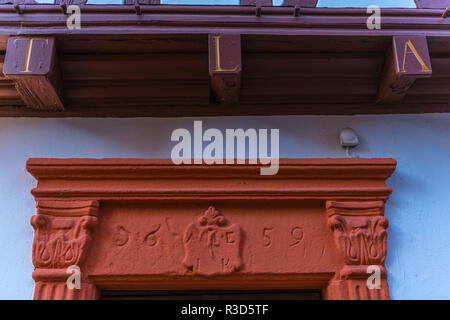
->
[261,226,304,247]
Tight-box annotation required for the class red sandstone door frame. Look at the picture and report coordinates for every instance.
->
[26,158,396,300]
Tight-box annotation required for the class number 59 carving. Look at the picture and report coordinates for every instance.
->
[289,226,303,247]
[262,228,273,247]
[261,226,303,248]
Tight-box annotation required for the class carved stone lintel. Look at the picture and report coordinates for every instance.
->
[25,159,396,300]
[326,201,389,300]
[183,206,242,276]
[31,200,99,300]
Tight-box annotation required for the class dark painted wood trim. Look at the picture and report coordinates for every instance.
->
[0,6,449,36]
[1,102,449,117]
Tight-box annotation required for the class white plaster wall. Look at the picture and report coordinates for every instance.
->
[0,114,449,299]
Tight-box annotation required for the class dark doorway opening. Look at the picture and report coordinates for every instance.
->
[101,290,321,300]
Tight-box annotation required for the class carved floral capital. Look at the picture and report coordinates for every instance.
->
[31,201,99,269]
[327,201,388,266]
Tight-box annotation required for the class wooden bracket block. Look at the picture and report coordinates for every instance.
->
[3,36,64,111]
[208,34,242,105]
[377,36,432,103]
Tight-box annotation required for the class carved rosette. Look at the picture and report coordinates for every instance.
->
[183,206,242,276]
[326,201,390,300]
[30,200,99,300]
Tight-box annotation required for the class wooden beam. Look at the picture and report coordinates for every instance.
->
[1,102,450,118]
[208,34,242,105]
[377,36,432,103]
[2,36,64,111]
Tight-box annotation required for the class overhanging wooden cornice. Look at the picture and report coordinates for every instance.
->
[0,5,449,116]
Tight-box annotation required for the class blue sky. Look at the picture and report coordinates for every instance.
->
[317,0,415,6]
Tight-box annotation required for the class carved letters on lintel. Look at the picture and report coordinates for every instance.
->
[208,34,242,104]
[183,206,242,275]
[3,36,64,111]
[377,36,432,103]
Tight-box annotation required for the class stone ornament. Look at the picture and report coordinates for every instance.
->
[183,206,242,275]
[26,158,396,300]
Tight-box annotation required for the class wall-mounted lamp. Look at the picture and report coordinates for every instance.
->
[339,127,359,157]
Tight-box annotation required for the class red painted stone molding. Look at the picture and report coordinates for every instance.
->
[26,158,396,300]
[31,200,100,299]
